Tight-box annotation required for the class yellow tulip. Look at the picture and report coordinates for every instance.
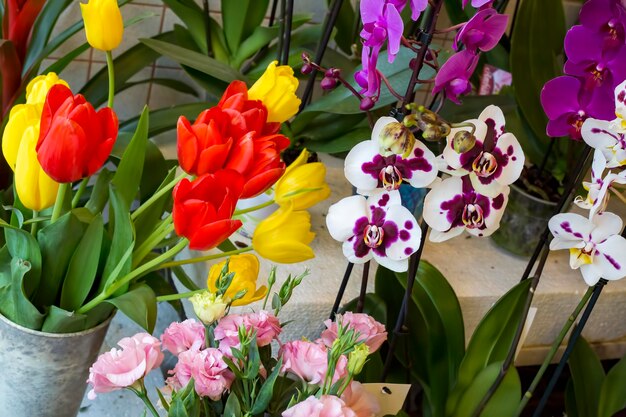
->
[26,73,69,104]
[248,60,301,123]
[274,149,331,210]
[2,103,42,170]
[207,254,267,307]
[252,202,315,263]
[80,0,124,51]
[14,124,60,211]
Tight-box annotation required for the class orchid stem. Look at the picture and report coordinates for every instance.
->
[157,247,253,270]
[131,172,188,221]
[106,51,115,109]
[77,239,188,314]
[234,199,275,216]
[50,183,70,223]
[515,286,594,416]
[71,177,89,208]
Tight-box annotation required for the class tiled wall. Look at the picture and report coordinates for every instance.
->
[47,1,465,132]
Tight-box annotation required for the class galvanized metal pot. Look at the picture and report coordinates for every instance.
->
[0,313,113,417]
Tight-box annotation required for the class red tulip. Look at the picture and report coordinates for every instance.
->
[36,84,118,183]
[172,170,244,251]
[4,0,45,62]
[177,81,291,199]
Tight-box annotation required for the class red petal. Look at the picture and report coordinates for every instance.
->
[196,138,233,175]
[188,219,243,251]
[241,168,285,199]
[177,116,199,174]
[218,81,248,110]
[225,132,255,174]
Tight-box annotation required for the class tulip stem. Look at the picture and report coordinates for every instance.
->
[157,288,206,302]
[132,220,175,268]
[30,211,39,236]
[131,172,188,221]
[77,239,188,314]
[157,247,253,270]
[106,51,115,108]
[234,200,276,215]
[71,178,89,208]
[50,183,70,223]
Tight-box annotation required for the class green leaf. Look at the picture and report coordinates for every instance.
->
[599,353,626,417]
[105,284,157,333]
[171,265,201,292]
[452,361,521,417]
[60,214,104,311]
[120,102,211,137]
[0,253,44,330]
[85,168,114,215]
[510,0,565,143]
[112,106,150,209]
[303,47,436,114]
[329,0,357,54]
[41,305,87,333]
[302,127,370,154]
[568,336,605,417]
[223,392,242,417]
[169,378,201,417]
[33,212,86,307]
[222,0,269,55]
[3,225,41,297]
[134,167,176,247]
[250,357,283,414]
[100,185,135,293]
[446,279,531,416]
[122,77,199,97]
[161,0,207,53]
[141,38,243,83]
[565,378,580,417]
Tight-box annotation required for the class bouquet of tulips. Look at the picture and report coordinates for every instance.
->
[0,0,329,334]
[87,262,386,417]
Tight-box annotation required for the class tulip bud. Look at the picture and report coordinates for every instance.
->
[453,130,476,153]
[190,291,229,325]
[320,77,338,90]
[347,344,370,376]
[301,63,313,75]
[360,97,375,111]
[378,121,416,158]
[80,0,124,51]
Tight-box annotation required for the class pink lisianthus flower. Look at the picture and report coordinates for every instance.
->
[321,312,388,353]
[341,381,381,417]
[282,395,358,417]
[87,333,164,399]
[280,340,348,385]
[161,319,206,356]
[166,348,234,400]
[214,310,282,355]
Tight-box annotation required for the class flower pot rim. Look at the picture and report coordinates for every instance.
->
[0,311,115,339]
[511,183,558,207]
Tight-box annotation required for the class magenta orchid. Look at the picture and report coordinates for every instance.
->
[549,212,626,285]
[441,105,524,197]
[453,8,509,53]
[579,0,626,52]
[462,0,494,8]
[432,50,479,104]
[326,190,421,272]
[423,176,508,242]
[344,117,438,194]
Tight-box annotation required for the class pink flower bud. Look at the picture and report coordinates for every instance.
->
[360,97,375,111]
[321,77,338,90]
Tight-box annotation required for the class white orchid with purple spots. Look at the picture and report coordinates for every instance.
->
[344,117,438,195]
[575,150,626,217]
[549,212,626,286]
[423,176,509,242]
[441,105,524,197]
[326,189,421,272]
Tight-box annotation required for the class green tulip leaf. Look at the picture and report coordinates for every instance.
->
[568,336,605,417]
[161,0,208,53]
[120,102,210,137]
[105,283,156,333]
[446,279,531,416]
[3,224,41,298]
[85,168,114,215]
[221,0,269,55]
[60,214,104,311]
[0,250,44,330]
[41,305,88,333]
[599,352,626,417]
[134,167,176,248]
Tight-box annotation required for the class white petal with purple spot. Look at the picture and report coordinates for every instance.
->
[383,205,421,260]
[326,195,368,242]
[423,176,462,232]
[373,254,409,272]
[595,235,626,281]
[492,132,524,185]
[344,140,381,192]
[442,118,487,171]
[590,211,623,242]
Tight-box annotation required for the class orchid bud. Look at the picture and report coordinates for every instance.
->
[378,121,416,158]
[325,68,340,78]
[347,344,370,376]
[321,77,338,90]
[301,52,311,63]
[360,97,375,111]
[301,63,313,75]
[416,107,451,142]
[453,130,476,153]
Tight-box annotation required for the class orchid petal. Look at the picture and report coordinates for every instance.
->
[344,140,380,192]
[326,195,368,242]
[595,235,626,280]
[342,239,373,264]
[492,132,525,185]
[591,211,623,242]
[373,253,409,272]
[383,205,421,260]
[614,79,626,121]
[549,213,594,242]
[580,263,603,286]
[423,176,462,232]
[470,174,508,198]
[429,227,464,242]
[366,189,402,208]
[371,117,397,143]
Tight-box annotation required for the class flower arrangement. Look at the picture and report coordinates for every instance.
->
[88,264,387,417]
[0,0,328,334]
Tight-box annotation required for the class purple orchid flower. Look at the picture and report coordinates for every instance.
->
[344,117,439,194]
[579,0,626,53]
[432,50,479,104]
[360,0,404,63]
[387,0,428,21]
[326,190,421,272]
[462,0,494,9]
[355,45,382,98]
[423,175,509,242]
[441,105,525,197]
[454,8,509,53]
[541,76,614,140]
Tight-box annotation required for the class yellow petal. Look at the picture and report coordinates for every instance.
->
[81,0,124,51]
[2,104,42,170]
[26,73,69,104]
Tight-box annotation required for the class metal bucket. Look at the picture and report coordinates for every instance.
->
[0,313,113,417]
